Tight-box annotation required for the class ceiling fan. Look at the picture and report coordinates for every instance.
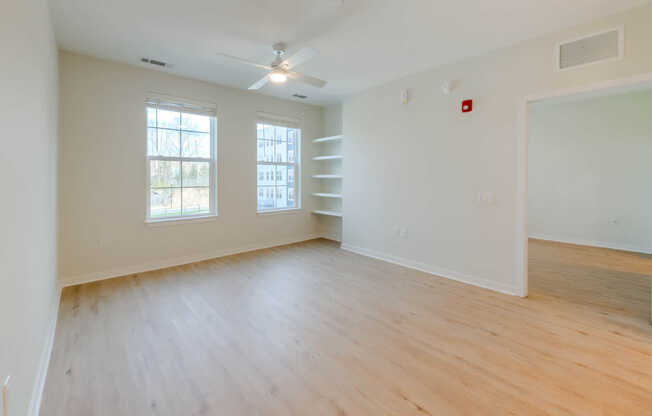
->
[217,43,327,90]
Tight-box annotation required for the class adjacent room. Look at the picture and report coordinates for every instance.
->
[2,0,652,415]
[528,84,652,329]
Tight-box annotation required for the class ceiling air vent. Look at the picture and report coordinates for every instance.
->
[141,58,168,67]
[557,26,623,71]
[292,94,308,99]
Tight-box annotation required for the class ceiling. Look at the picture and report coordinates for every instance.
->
[51,0,649,105]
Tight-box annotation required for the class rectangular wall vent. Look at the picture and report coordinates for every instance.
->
[557,26,623,71]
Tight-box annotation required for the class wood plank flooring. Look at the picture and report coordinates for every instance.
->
[40,238,652,415]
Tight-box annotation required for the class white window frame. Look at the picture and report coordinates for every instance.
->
[145,96,218,223]
[256,113,301,214]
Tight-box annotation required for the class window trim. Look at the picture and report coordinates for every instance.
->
[255,119,301,213]
[256,207,303,216]
[145,103,218,223]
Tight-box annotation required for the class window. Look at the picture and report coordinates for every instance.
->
[256,120,300,212]
[146,98,217,221]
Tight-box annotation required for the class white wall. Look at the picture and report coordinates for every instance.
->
[342,3,652,295]
[58,52,324,285]
[0,0,60,414]
[323,104,343,137]
[528,88,652,254]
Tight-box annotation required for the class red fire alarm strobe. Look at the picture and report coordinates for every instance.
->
[462,99,473,113]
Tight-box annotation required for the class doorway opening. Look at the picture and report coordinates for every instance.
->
[517,75,652,326]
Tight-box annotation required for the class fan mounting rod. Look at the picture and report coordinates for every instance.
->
[272,42,286,56]
[271,42,287,67]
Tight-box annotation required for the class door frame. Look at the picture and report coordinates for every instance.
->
[515,72,652,297]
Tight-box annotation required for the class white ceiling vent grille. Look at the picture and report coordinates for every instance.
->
[557,26,623,71]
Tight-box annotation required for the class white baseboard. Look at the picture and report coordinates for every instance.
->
[529,234,652,255]
[340,243,518,296]
[27,286,62,416]
[59,234,323,287]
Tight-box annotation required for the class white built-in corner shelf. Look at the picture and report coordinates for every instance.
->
[313,134,343,219]
[312,210,343,218]
[312,174,342,179]
[312,134,343,143]
[312,155,343,161]
[312,193,342,199]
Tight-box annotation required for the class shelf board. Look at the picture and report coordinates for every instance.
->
[312,193,343,199]
[312,155,343,161]
[313,135,343,143]
[312,210,343,218]
[312,174,343,179]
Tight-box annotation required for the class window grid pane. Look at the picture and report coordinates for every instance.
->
[150,188,182,218]
[150,160,181,188]
[148,106,216,219]
[182,187,210,216]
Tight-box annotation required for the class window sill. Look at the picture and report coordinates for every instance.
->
[145,214,218,227]
[256,208,303,216]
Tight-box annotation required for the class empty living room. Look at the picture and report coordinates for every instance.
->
[3,0,652,415]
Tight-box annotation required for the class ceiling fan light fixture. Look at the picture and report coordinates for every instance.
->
[217,44,325,90]
[269,70,288,84]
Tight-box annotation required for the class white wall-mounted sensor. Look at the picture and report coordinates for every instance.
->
[441,80,454,95]
[401,89,409,104]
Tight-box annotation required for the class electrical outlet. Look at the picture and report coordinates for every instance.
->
[393,227,408,238]
[2,375,10,416]
[477,191,496,205]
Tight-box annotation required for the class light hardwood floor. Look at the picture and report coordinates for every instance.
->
[41,239,652,415]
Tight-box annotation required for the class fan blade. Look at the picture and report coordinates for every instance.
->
[216,53,272,70]
[281,47,317,70]
[248,75,269,90]
[286,71,327,88]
